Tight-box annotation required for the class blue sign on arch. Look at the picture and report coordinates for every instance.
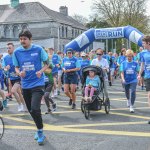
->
[64,25,144,52]
[95,27,124,39]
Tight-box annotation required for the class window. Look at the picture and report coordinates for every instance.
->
[4,26,10,38]
[65,27,68,38]
[75,29,78,37]
[22,24,28,30]
[13,26,19,38]
[62,26,64,38]
[72,29,74,38]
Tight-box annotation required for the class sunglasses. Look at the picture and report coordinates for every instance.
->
[67,52,72,54]
[96,53,102,56]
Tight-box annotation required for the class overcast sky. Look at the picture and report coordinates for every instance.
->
[0,0,93,18]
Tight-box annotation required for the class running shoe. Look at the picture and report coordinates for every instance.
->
[72,103,76,109]
[127,100,130,107]
[0,101,3,111]
[45,108,52,114]
[18,104,22,112]
[57,90,60,95]
[130,106,134,113]
[52,103,57,111]
[69,99,72,106]
[54,89,58,97]
[37,130,46,145]
[2,99,8,108]
[34,131,38,140]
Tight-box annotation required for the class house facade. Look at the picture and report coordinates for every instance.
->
[0,0,87,53]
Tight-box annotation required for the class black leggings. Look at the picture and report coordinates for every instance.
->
[44,82,54,108]
[22,86,44,129]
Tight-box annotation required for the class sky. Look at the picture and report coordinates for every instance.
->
[0,0,93,18]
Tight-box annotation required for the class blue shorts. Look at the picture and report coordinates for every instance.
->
[141,71,145,77]
[64,72,78,84]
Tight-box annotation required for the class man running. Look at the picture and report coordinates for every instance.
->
[12,30,48,145]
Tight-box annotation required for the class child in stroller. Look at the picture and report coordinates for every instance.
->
[81,65,110,119]
[83,70,100,102]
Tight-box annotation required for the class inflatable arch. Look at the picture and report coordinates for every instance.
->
[64,25,144,52]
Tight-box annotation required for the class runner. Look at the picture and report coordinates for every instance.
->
[137,47,147,90]
[12,30,48,145]
[91,48,110,101]
[120,49,139,113]
[138,36,150,123]
[62,48,80,109]
[44,63,57,114]
[3,43,26,111]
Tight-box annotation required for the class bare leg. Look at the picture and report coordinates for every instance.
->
[70,84,76,103]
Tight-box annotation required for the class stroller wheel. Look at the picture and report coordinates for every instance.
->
[81,100,84,113]
[84,105,90,119]
[105,98,110,114]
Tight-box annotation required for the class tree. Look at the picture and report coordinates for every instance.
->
[92,0,150,34]
[86,17,110,28]
[72,14,88,25]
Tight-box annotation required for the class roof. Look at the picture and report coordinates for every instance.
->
[0,2,86,30]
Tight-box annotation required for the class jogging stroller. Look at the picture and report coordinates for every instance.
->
[81,65,110,119]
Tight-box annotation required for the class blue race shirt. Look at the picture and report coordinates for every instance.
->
[138,50,147,63]
[120,60,139,84]
[12,44,48,89]
[81,59,90,69]
[109,56,116,68]
[141,50,150,79]
[2,54,20,81]
[52,54,61,74]
[86,75,101,88]
[62,56,80,70]
[117,55,126,66]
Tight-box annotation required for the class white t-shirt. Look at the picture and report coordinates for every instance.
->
[91,58,109,69]
[91,58,109,80]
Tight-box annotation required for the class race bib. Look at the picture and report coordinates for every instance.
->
[22,62,35,71]
[126,68,134,74]
[64,61,71,67]
[10,72,18,77]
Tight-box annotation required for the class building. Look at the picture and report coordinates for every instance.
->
[0,0,87,53]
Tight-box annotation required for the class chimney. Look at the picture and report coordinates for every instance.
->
[59,6,68,16]
[10,0,19,8]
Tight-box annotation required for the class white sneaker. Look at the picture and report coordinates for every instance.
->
[127,100,130,107]
[130,106,134,113]
[41,98,45,105]
[20,104,28,112]
[18,104,22,112]
[51,93,55,98]
[54,89,58,97]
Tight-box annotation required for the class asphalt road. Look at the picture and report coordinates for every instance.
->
[0,79,150,150]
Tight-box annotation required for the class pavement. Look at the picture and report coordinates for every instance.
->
[0,79,150,150]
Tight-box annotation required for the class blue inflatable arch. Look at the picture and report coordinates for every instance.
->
[64,25,144,52]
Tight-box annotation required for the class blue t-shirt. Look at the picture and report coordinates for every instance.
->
[103,54,109,62]
[141,50,150,79]
[62,56,80,70]
[86,75,100,88]
[117,55,126,66]
[12,44,48,89]
[109,56,116,68]
[52,54,61,74]
[2,54,20,81]
[138,50,147,64]
[120,60,139,84]
[80,59,90,69]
